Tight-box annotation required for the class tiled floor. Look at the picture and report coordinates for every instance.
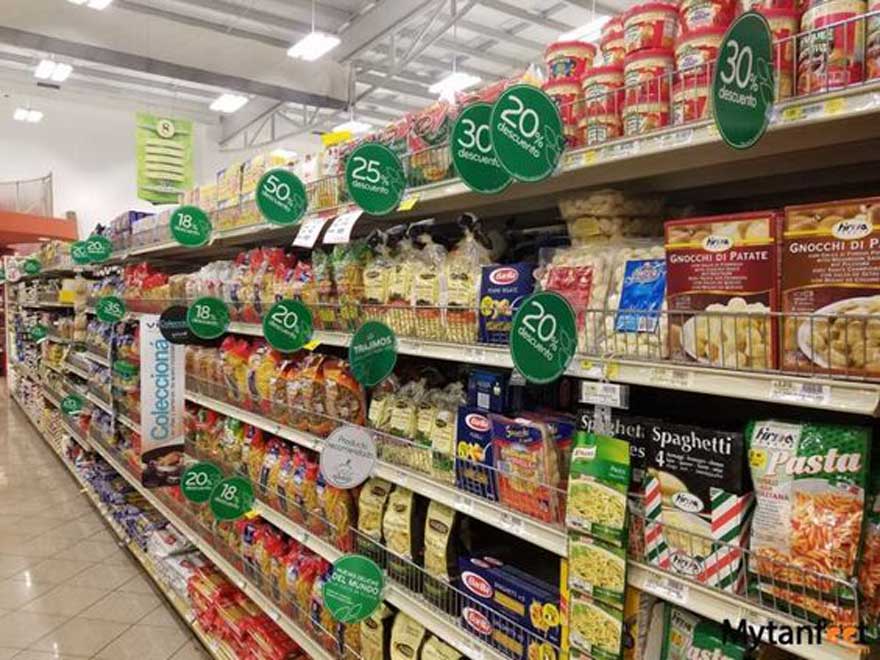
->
[0,385,211,660]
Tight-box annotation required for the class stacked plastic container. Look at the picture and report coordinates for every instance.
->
[543,41,597,148]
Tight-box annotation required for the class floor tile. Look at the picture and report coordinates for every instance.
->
[138,605,186,630]
[95,624,187,660]
[79,591,161,624]
[169,639,211,660]
[28,617,129,657]
[117,574,158,595]
[53,540,118,563]
[66,563,137,590]
[9,559,94,585]
[0,578,54,609]
[21,585,108,617]
[0,649,19,660]
[0,611,68,648]
[0,556,34,580]
[11,651,90,660]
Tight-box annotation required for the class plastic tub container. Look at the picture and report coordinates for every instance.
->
[582,64,626,116]
[624,48,675,104]
[544,41,598,81]
[672,71,712,123]
[601,16,627,64]
[624,2,679,53]
[623,100,671,135]
[868,0,880,79]
[582,112,623,145]
[757,7,801,97]
[564,122,583,148]
[675,26,726,73]
[798,0,867,94]
[543,77,584,128]
[679,0,735,31]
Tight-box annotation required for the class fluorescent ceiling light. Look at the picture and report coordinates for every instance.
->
[14,108,43,123]
[209,93,249,114]
[558,15,611,42]
[34,60,73,82]
[270,148,298,160]
[429,71,481,99]
[332,119,372,134]
[87,0,114,8]
[66,0,88,4]
[287,32,341,61]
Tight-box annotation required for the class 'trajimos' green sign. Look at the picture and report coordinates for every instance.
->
[170,206,212,247]
[451,102,511,194]
[209,476,254,520]
[510,291,577,384]
[257,169,308,226]
[181,462,224,504]
[322,554,384,624]
[349,321,397,387]
[187,297,230,340]
[712,11,775,149]
[262,300,313,352]
[491,84,565,183]
[96,296,126,323]
[345,143,406,215]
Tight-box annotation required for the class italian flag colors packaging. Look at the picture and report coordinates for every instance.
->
[746,419,871,624]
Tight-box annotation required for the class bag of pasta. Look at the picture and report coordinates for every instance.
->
[361,603,395,660]
[333,243,368,331]
[318,473,356,551]
[356,477,392,563]
[385,380,427,468]
[363,232,393,325]
[747,420,870,621]
[412,232,447,341]
[422,501,460,614]
[325,360,366,427]
[244,426,268,485]
[386,234,418,336]
[368,375,399,432]
[444,218,491,344]
[382,486,426,588]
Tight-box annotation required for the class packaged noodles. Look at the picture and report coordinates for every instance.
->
[567,432,631,546]
[568,531,626,609]
[569,592,624,660]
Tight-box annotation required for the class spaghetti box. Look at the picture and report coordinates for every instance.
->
[455,406,498,501]
[479,263,535,345]
[467,369,512,413]
[578,407,651,491]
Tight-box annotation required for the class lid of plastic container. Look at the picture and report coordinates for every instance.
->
[624,2,679,20]
[544,40,599,57]
[624,48,676,65]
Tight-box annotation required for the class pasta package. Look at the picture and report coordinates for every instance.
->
[747,420,870,605]
[455,406,499,501]
[578,408,649,492]
[566,432,631,547]
[569,591,624,660]
[665,211,782,370]
[390,612,428,660]
[781,197,880,377]
[356,477,393,562]
[423,501,459,613]
[569,532,626,609]
[420,635,464,660]
[659,605,746,660]
[361,603,395,660]
[382,486,426,587]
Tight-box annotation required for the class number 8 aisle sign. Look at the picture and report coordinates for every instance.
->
[451,102,511,194]
[491,85,565,183]
[510,291,577,384]
[345,143,406,215]
[712,12,775,149]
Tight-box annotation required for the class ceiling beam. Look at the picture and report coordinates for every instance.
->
[477,0,570,32]
[454,18,545,51]
[334,0,436,62]
[560,0,619,14]
[432,36,524,68]
[220,98,286,146]
[356,72,433,100]
[156,0,316,37]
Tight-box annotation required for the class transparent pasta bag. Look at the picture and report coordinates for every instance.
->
[445,214,492,344]
[387,230,419,336]
[412,231,447,341]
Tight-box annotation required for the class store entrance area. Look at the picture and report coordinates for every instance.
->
[0,381,207,660]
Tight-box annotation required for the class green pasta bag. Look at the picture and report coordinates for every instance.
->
[566,432,632,547]
[660,605,746,660]
[568,531,626,609]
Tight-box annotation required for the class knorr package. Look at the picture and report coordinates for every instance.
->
[568,531,627,609]
[659,605,746,660]
[746,420,870,607]
[569,591,624,660]
[566,432,632,547]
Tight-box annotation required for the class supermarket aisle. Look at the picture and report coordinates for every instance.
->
[0,384,210,660]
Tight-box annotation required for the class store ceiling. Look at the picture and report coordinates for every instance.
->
[0,0,636,149]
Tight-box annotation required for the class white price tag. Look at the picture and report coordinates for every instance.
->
[645,574,689,605]
[323,210,363,244]
[499,511,525,536]
[769,379,831,406]
[737,605,770,632]
[454,493,475,515]
[580,382,629,408]
[293,216,329,248]
[649,367,694,389]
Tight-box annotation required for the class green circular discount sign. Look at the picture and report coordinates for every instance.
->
[345,143,406,215]
[187,297,230,340]
[712,12,775,150]
[491,85,565,183]
[71,241,90,265]
[96,296,126,323]
[349,321,397,387]
[257,169,308,226]
[452,102,512,195]
[170,206,212,247]
[29,325,48,343]
[23,259,41,276]
[322,555,384,624]
[85,236,113,263]
[262,300,313,352]
[61,394,83,416]
[209,476,254,520]
[510,292,577,384]
[181,462,223,504]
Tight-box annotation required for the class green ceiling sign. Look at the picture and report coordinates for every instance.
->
[257,169,308,226]
[23,259,41,276]
[181,462,224,504]
[345,143,406,215]
[262,300,313,352]
[451,102,511,194]
[209,476,255,520]
[187,297,229,340]
[170,205,212,247]
[85,236,113,263]
[96,296,126,323]
[510,291,577,384]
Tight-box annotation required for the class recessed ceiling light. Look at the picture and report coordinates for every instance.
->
[287,32,341,61]
[67,0,115,9]
[13,108,43,123]
[209,93,249,114]
[429,71,481,99]
[332,119,372,134]
[34,60,73,82]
